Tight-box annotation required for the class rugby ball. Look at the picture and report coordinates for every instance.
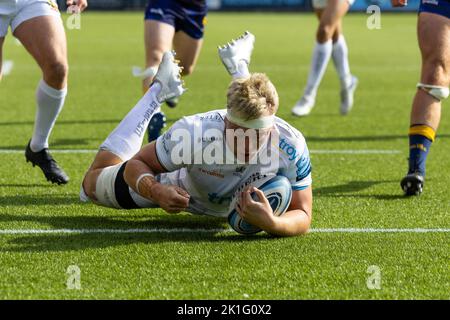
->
[228,174,292,235]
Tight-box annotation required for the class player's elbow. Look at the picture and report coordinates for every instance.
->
[269,226,309,238]
[269,212,312,237]
[288,223,311,237]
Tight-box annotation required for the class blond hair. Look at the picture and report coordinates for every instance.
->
[227,73,279,121]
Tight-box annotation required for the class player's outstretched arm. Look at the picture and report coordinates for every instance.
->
[123,142,190,214]
[236,186,312,237]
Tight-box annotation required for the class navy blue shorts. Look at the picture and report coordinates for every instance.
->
[145,0,207,40]
[419,0,450,19]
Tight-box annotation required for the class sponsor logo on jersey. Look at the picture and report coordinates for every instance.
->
[279,138,300,162]
[198,168,224,179]
[197,136,222,143]
[199,114,222,122]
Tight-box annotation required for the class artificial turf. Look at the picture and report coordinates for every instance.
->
[0,12,448,299]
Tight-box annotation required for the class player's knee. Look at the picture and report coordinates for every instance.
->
[146,50,164,68]
[44,60,69,87]
[423,57,449,86]
[332,29,341,43]
[316,23,334,42]
[82,172,97,200]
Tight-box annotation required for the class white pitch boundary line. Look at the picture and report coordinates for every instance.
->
[311,149,401,154]
[0,228,448,235]
[0,149,97,154]
[0,149,401,155]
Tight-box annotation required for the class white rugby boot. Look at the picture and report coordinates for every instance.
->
[218,31,255,77]
[291,95,316,117]
[340,75,358,115]
[153,51,186,103]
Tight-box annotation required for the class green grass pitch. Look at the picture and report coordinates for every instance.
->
[0,12,448,299]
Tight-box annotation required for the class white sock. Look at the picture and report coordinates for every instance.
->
[302,40,333,100]
[100,83,162,161]
[30,80,67,152]
[332,35,352,89]
[233,60,250,80]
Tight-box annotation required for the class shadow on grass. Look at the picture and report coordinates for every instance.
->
[0,194,80,206]
[0,184,55,188]
[0,118,176,128]
[0,213,275,252]
[0,138,100,149]
[314,180,410,200]
[314,180,398,195]
[320,194,407,200]
[0,119,121,126]
[305,134,450,142]
[0,212,226,230]
[1,232,275,253]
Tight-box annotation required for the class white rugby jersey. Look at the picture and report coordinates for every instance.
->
[131,109,312,218]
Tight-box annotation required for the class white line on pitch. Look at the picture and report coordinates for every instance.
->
[0,149,401,155]
[309,228,450,233]
[0,149,97,154]
[0,228,448,235]
[311,150,401,154]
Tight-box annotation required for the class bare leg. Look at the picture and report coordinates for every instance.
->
[401,12,450,195]
[142,20,174,92]
[83,151,124,200]
[292,1,350,116]
[13,15,70,184]
[0,37,4,81]
[332,20,342,43]
[316,0,349,43]
[314,10,342,43]
[83,79,165,199]
[173,31,203,76]
[411,13,449,130]
[13,16,68,89]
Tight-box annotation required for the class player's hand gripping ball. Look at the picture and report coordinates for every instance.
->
[228,174,292,234]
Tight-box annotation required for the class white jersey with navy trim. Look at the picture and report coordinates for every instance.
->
[145,109,312,218]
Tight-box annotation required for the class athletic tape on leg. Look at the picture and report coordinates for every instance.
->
[417,83,449,101]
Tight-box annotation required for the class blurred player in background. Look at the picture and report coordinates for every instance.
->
[392,0,450,195]
[292,0,358,117]
[0,0,88,185]
[132,0,207,142]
